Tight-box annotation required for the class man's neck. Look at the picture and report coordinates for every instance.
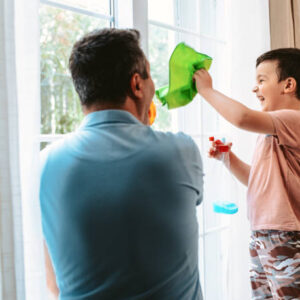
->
[82,97,145,123]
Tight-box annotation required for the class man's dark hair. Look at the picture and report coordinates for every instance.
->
[256,48,300,99]
[69,28,148,107]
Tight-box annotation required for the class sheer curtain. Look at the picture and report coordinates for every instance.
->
[15,0,48,299]
[269,0,300,48]
[0,0,25,299]
[226,0,270,299]
[1,0,46,299]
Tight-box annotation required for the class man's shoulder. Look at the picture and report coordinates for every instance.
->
[149,129,200,160]
[151,129,196,147]
[40,134,73,169]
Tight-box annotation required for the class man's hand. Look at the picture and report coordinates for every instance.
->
[44,241,59,299]
[193,69,213,95]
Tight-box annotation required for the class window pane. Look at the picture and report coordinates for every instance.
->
[40,142,49,150]
[40,5,110,134]
[148,0,175,26]
[204,230,229,299]
[149,24,176,132]
[177,0,200,33]
[50,0,111,15]
[200,0,226,40]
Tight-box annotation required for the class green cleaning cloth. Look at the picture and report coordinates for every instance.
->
[155,42,212,109]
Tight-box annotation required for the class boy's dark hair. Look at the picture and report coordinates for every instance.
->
[69,28,148,107]
[256,48,300,99]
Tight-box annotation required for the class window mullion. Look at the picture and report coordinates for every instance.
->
[132,0,149,56]
[110,0,115,28]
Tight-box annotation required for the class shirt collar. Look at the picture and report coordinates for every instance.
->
[79,109,143,129]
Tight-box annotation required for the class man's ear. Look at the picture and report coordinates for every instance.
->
[284,77,297,95]
[130,73,143,100]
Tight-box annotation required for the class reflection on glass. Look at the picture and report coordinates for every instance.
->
[51,0,110,15]
[40,5,109,134]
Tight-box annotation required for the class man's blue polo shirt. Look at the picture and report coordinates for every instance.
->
[40,110,204,300]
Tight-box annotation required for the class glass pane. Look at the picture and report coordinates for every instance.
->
[174,33,202,135]
[200,0,226,40]
[149,24,176,132]
[52,0,111,15]
[40,5,110,134]
[148,0,175,26]
[177,0,200,33]
[204,230,229,299]
[40,142,49,151]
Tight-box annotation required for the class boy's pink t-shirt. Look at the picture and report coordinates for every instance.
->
[247,109,300,231]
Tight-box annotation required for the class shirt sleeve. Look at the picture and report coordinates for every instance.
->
[176,132,204,206]
[268,109,300,148]
[191,138,204,206]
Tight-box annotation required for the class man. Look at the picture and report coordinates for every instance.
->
[40,28,204,300]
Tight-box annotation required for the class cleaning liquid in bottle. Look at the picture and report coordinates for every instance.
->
[209,136,238,215]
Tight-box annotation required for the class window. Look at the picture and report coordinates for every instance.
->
[39,1,230,299]
[40,0,114,149]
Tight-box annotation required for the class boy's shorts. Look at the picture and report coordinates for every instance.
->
[250,230,300,300]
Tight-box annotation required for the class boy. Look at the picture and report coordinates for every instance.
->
[193,48,300,299]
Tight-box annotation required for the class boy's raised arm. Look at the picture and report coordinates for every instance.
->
[193,70,275,135]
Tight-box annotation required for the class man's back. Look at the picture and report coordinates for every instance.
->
[40,110,203,300]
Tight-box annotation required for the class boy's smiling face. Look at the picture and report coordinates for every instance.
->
[252,60,286,112]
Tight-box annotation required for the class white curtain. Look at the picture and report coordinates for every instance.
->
[1,0,47,299]
[15,0,48,299]
[0,0,25,299]
[226,0,270,299]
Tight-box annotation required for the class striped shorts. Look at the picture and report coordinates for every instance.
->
[250,230,300,299]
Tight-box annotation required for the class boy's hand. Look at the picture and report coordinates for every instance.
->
[208,141,232,161]
[193,69,213,95]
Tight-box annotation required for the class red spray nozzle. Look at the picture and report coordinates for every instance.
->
[218,145,230,152]
[208,136,230,152]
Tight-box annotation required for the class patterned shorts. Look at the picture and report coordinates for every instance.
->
[250,230,300,300]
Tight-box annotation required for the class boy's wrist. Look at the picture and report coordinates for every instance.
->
[200,87,214,98]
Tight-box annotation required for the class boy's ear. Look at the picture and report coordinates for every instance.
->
[130,73,143,100]
[284,77,297,94]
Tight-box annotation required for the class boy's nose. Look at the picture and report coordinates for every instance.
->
[252,86,258,93]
